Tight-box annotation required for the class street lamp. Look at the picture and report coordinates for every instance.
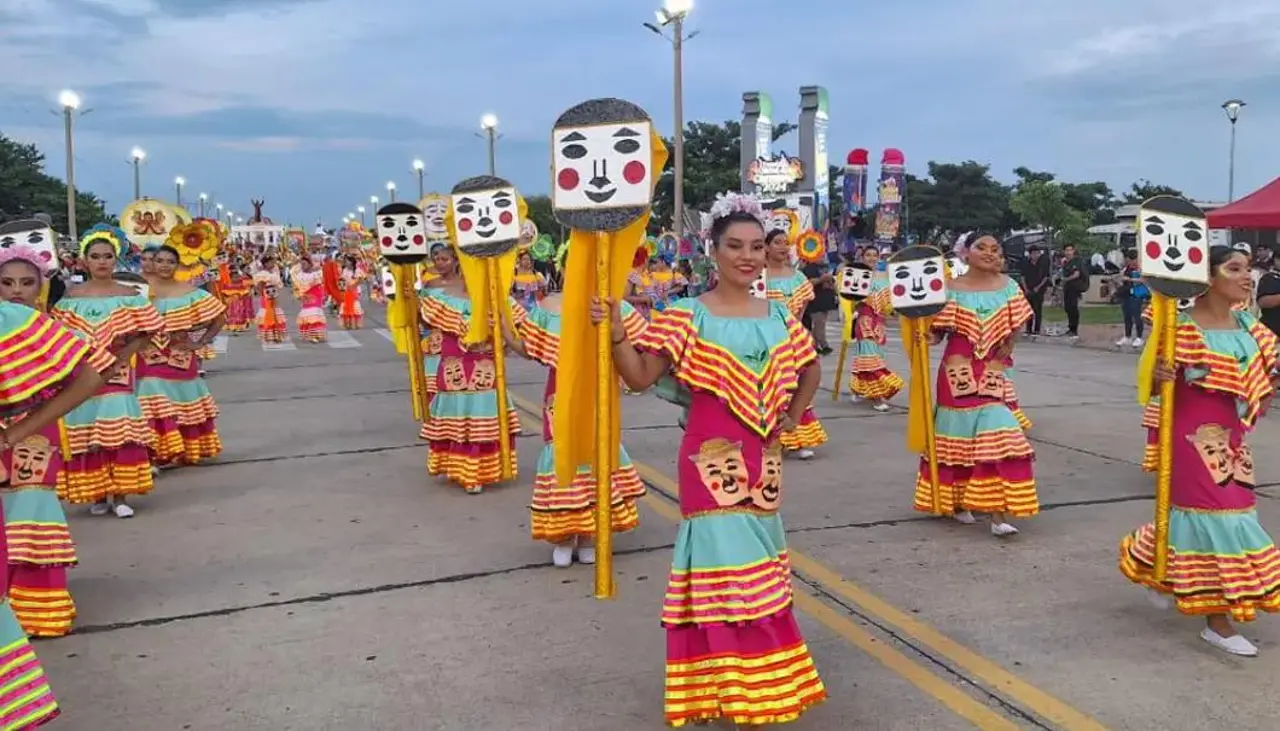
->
[57,90,83,242]
[1222,99,1246,202]
[478,114,500,175]
[129,146,146,199]
[356,205,366,226]
[385,181,397,202]
[174,176,185,207]
[198,192,208,217]
[413,158,426,199]
[370,195,379,213]
[645,0,698,240]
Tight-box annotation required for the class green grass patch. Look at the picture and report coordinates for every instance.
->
[1042,304,1123,325]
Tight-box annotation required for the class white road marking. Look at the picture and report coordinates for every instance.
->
[326,331,362,348]
[211,335,229,354]
[262,337,297,352]
[375,328,394,342]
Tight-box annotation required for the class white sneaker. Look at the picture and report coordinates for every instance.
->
[796,448,815,460]
[849,393,863,404]
[1115,337,1127,347]
[991,522,1019,537]
[1200,628,1258,657]
[551,543,574,568]
[89,502,111,516]
[953,511,976,525]
[576,544,596,565]
[113,503,135,519]
[1146,589,1171,610]
[151,466,161,477]
[464,485,483,495]
[872,402,890,412]
[1132,337,1144,348]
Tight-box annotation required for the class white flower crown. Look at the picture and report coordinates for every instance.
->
[707,191,767,226]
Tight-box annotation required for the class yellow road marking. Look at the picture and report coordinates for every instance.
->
[509,395,1020,730]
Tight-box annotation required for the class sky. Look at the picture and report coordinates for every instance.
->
[2,0,1278,227]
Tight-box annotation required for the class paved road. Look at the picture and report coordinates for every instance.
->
[42,305,1280,731]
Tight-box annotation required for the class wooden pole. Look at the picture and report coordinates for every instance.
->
[1153,294,1177,581]
[488,259,514,481]
[594,233,616,599]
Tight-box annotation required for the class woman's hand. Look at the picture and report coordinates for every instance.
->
[590,296,624,331]
[928,331,944,346]
[1152,362,1176,384]
[779,412,798,433]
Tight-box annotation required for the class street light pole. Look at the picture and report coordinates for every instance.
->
[129,146,146,199]
[198,193,208,217]
[58,90,82,243]
[1222,99,1245,202]
[175,176,185,208]
[357,206,366,226]
[413,159,426,199]
[479,114,499,175]
[646,1,696,240]
[386,181,397,203]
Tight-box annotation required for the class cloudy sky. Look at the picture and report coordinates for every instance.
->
[2,0,1276,226]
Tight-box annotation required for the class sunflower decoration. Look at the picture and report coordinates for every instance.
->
[795,229,826,264]
[530,233,556,263]
[167,221,220,282]
[657,231,678,257]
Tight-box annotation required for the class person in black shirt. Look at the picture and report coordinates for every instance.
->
[801,259,836,354]
[1059,244,1087,337]
[1256,251,1280,336]
[1018,244,1050,336]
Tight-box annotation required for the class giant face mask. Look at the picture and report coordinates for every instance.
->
[450,175,521,257]
[887,245,947,318]
[552,98,655,232]
[375,202,429,265]
[0,219,58,274]
[418,195,450,241]
[839,264,873,301]
[1138,195,1209,299]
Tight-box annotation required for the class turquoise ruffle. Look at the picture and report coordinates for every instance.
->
[671,512,788,573]
[137,376,213,406]
[934,402,1022,438]
[2,489,69,527]
[1169,508,1277,555]
[63,391,144,427]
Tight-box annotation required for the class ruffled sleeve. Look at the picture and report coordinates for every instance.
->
[619,300,648,343]
[519,306,559,367]
[788,278,815,317]
[0,304,115,417]
[159,289,227,332]
[1175,311,1278,427]
[634,299,695,367]
[419,291,467,337]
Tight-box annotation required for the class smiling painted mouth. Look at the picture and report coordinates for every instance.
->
[1164,260,1185,272]
[585,189,617,204]
[909,291,927,301]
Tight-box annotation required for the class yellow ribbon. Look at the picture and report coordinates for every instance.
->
[1136,296,1168,405]
[901,317,930,454]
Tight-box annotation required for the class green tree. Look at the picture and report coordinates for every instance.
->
[1122,179,1185,204]
[0,133,114,233]
[1008,180,1095,250]
[902,161,1010,242]
[523,194,563,243]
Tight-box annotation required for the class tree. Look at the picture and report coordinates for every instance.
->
[1122,179,1184,204]
[523,194,562,243]
[651,119,798,229]
[0,133,114,234]
[1008,180,1095,250]
[901,161,1010,243]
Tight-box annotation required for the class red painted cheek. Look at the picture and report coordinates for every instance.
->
[1188,247,1203,264]
[458,218,473,232]
[381,236,393,247]
[1145,241,1161,259]
[623,161,647,185]
[929,278,943,292]
[892,284,906,297]
[412,235,424,245]
[499,211,513,225]
[557,168,579,190]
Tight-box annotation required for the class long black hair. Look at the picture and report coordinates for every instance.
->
[1208,244,1246,277]
[155,244,181,262]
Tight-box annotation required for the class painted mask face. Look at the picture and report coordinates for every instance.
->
[1138,196,1209,296]
[452,186,520,255]
[689,438,751,508]
[420,195,449,240]
[750,271,768,300]
[142,347,168,366]
[10,435,54,486]
[551,98,658,232]
[106,365,132,387]
[167,349,194,370]
[839,265,873,299]
[943,355,977,397]
[1187,424,1233,486]
[425,330,443,355]
[376,203,429,263]
[441,357,467,391]
[888,252,946,313]
[750,443,783,511]
[977,360,1006,399]
[469,359,496,391]
[0,220,57,274]
[1233,442,1255,488]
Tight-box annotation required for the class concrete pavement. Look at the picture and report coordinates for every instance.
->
[41,307,1280,730]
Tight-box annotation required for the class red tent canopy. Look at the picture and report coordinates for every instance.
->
[1207,176,1280,228]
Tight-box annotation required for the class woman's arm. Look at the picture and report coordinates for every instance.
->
[2,366,105,448]
[593,298,670,390]
[787,361,821,421]
[195,313,226,345]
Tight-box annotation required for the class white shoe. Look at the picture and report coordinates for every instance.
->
[872,402,890,412]
[113,503,135,519]
[1200,628,1258,657]
[576,544,596,565]
[89,501,111,516]
[151,466,161,477]
[849,393,863,404]
[1132,337,1144,348]
[551,543,574,568]
[953,511,976,525]
[796,448,815,460]
[1146,589,1171,610]
[464,485,483,495]
[1115,337,1127,347]
[991,522,1019,537]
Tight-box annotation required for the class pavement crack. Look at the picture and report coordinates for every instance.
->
[68,543,675,637]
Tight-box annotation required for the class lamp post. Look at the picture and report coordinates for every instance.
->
[479,114,499,175]
[129,146,146,199]
[357,205,366,226]
[57,90,82,243]
[385,181,397,202]
[174,176,185,208]
[198,192,208,217]
[413,159,426,199]
[1222,99,1245,202]
[645,0,697,240]
[370,195,379,215]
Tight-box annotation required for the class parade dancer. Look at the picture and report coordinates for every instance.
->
[293,256,328,343]
[511,250,547,311]
[338,254,365,330]
[912,233,1037,536]
[135,245,225,467]
[253,254,287,344]
[509,294,647,567]
[51,232,165,518]
[1121,246,1280,656]
[597,195,826,727]
[420,244,458,397]
[222,262,255,333]
[765,229,827,459]
[847,246,903,412]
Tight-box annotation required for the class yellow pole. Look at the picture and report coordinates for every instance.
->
[487,259,514,481]
[395,264,425,421]
[1153,294,1177,581]
[594,233,616,600]
[831,299,853,401]
[917,328,942,515]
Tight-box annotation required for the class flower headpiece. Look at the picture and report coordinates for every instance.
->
[80,223,127,258]
[0,245,49,281]
[708,191,767,226]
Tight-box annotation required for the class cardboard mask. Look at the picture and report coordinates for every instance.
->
[0,219,58,274]
[449,175,522,257]
[552,98,655,232]
[1187,423,1233,486]
[418,194,450,241]
[1138,196,1210,299]
[839,264,874,300]
[375,202,430,264]
[887,245,947,317]
[689,438,751,508]
[749,270,768,300]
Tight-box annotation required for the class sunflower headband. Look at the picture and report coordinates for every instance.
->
[79,224,127,258]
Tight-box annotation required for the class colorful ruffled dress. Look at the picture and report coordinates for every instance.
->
[51,294,164,504]
[1120,310,1280,619]
[848,277,904,401]
[136,289,225,465]
[254,270,287,344]
[293,269,328,343]
[511,271,546,312]
[222,274,254,332]
[339,269,364,330]
[418,290,521,490]
[766,269,827,452]
[518,303,647,544]
[913,279,1038,517]
[1,305,114,641]
[636,298,826,727]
